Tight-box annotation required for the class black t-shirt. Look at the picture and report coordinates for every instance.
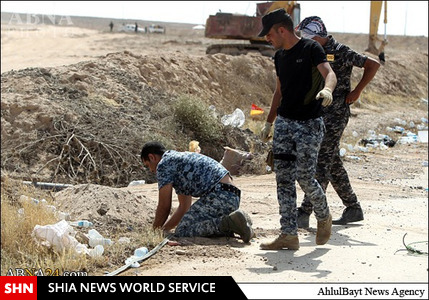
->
[274,38,327,120]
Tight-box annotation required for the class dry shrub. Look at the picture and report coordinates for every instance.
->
[173,95,223,144]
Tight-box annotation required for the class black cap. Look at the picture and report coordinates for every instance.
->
[258,8,290,37]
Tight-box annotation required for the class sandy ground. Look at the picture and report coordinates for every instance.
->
[127,133,428,282]
[1,23,208,73]
[1,17,428,284]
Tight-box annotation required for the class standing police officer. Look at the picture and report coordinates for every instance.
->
[295,16,380,227]
[259,9,337,250]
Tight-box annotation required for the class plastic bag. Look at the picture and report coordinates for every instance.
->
[221,108,245,128]
[32,220,87,254]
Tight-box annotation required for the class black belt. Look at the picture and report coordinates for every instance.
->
[218,182,241,197]
[274,153,296,161]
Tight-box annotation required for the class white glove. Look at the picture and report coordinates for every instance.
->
[316,87,333,107]
[260,122,272,142]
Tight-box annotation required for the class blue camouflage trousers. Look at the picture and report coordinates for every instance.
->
[273,115,330,235]
[174,183,240,237]
[300,110,359,214]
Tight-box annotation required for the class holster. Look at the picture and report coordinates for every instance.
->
[266,149,296,169]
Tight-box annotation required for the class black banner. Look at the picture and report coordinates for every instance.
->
[37,276,247,299]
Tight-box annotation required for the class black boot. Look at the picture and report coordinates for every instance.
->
[219,209,254,243]
[332,204,364,225]
[297,207,310,228]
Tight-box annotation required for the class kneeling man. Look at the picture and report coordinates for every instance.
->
[140,142,253,243]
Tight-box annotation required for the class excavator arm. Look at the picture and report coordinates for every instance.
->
[366,1,388,62]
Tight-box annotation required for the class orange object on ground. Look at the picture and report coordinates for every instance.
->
[251,103,264,116]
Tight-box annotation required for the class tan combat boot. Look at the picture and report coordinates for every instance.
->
[316,213,332,245]
[260,234,299,250]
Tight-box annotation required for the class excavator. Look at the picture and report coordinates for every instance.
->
[366,1,388,62]
[205,1,387,61]
[204,1,300,57]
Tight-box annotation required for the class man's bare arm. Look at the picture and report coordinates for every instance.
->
[162,194,192,231]
[153,184,173,229]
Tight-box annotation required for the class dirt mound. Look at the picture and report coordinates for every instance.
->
[1,51,273,186]
[1,29,427,187]
[54,184,157,232]
[352,51,428,98]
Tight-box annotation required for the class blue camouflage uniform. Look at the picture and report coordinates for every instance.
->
[156,150,240,237]
[273,38,330,236]
[300,35,367,214]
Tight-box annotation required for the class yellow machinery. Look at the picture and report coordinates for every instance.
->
[366,1,388,62]
[205,1,300,56]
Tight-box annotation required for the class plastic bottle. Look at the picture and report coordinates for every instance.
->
[393,126,405,133]
[417,124,426,130]
[88,245,104,258]
[118,237,131,244]
[88,229,102,239]
[87,229,112,247]
[123,247,148,268]
[69,220,93,228]
[347,155,361,161]
[367,130,376,137]
[125,257,140,268]
[57,211,71,221]
[339,148,346,157]
[134,247,149,257]
[398,133,418,144]
[406,132,419,142]
[89,237,113,247]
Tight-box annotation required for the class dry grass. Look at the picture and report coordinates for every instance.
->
[1,175,164,276]
[211,55,276,111]
[0,176,88,274]
[244,116,268,136]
